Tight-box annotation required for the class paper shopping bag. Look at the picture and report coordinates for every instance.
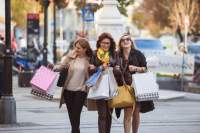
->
[108,85,135,108]
[132,72,159,101]
[30,66,59,100]
[87,70,110,100]
[107,67,118,98]
[86,67,102,88]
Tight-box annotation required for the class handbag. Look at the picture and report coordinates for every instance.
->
[30,66,59,100]
[140,100,155,113]
[132,72,159,101]
[108,63,135,108]
[108,85,135,108]
[57,67,68,87]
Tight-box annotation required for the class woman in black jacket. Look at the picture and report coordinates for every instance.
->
[89,32,119,133]
[117,33,154,133]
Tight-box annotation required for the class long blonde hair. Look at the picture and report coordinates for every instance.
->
[118,33,135,54]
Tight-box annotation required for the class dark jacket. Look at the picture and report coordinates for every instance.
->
[87,50,120,111]
[116,49,154,115]
[115,49,147,86]
[90,50,119,74]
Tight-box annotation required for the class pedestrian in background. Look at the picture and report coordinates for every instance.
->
[50,38,93,133]
[117,33,154,133]
[89,32,119,133]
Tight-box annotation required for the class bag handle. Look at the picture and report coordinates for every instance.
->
[119,57,134,95]
[119,57,128,86]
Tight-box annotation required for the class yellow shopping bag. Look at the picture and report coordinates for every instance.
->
[108,85,135,109]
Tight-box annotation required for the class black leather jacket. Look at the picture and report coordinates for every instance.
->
[116,49,147,86]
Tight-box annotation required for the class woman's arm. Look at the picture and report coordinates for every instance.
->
[129,50,147,73]
[53,53,71,71]
[88,50,98,75]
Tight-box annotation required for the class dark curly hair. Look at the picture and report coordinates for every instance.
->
[96,32,116,57]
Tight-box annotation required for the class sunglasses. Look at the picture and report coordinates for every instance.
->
[121,38,131,42]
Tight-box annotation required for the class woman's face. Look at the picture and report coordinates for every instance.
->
[100,38,111,52]
[74,43,86,56]
[120,35,132,48]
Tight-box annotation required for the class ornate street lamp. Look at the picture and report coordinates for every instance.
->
[38,0,69,65]
[53,1,57,64]
[42,0,50,66]
[53,0,69,63]
[0,0,17,124]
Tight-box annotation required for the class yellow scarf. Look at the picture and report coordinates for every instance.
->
[97,48,110,64]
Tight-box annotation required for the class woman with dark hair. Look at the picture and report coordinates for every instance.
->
[51,38,93,133]
[117,33,154,133]
[89,32,119,133]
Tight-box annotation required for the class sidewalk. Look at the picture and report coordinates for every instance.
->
[0,76,200,133]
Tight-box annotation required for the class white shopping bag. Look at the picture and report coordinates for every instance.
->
[87,68,118,100]
[107,67,118,98]
[87,70,110,100]
[132,72,159,101]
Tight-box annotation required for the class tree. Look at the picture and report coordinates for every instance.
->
[37,0,69,9]
[73,0,134,15]
[11,0,41,28]
[11,0,69,28]
[117,0,134,16]
[132,0,200,37]
[169,0,200,36]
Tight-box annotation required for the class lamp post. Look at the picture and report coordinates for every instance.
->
[0,0,17,124]
[53,1,57,64]
[42,0,50,66]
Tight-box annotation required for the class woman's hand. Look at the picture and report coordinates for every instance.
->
[129,65,139,72]
[89,64,96,70]
[114,65,120,70]
[47,63,54,70]
[129,65,146,73]
[102,63,109,69]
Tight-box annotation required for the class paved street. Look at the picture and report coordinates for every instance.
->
[0,76,200,133]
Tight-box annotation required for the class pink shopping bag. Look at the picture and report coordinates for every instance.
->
[30,66,59,100]
[30,66,58,92]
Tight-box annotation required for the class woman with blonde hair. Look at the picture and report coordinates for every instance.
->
[117,33,154,133]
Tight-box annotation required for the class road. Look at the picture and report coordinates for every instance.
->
[0,76,200,133]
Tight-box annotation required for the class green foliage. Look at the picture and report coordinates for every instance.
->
[117,0,134,16]
[73,0,134,15]
[73,0,103,12]
[11,0,41,28]
[131,12,145,29]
